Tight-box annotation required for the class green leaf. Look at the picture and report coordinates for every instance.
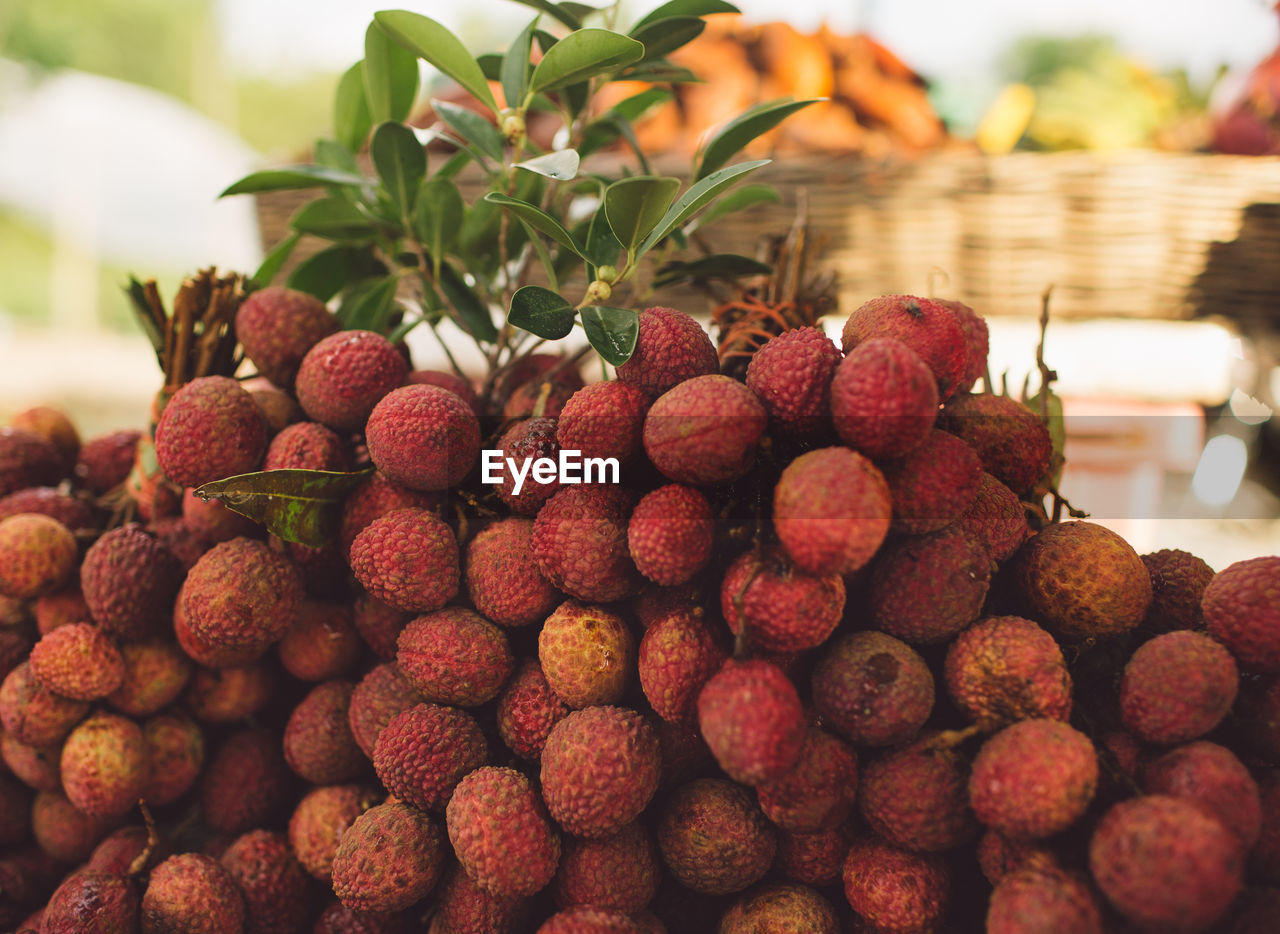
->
[630,17,704,62]
[364,22,420,124]
[514,149,580,180]
[334,62,374,152]
[604,176,680,253]
[387,315,424,344]
[638,159,769,256]
[219,164,366,197]
[509,0,582,30]
[581,305,639,366]
[414,177,465,263]
[290,197,378,240]
[287,245,388,301]
[313,139,360,173]
[529,29,645,95]
[508,285,575,339]
[370,122,426,215]
[252,232,301,287]
[339,274,401,332]
[631,0,738,31]
[434,150,473,180]
[653,253,771,287]
[501,17,538,114]
[584,203,623,271]
[684,182,779,232]
[1024,389,1066,488]
[695,98,819,180]
[559,1,599,20]
[476,52,504,82]
[608,86,674,122]
[194,468,374,549]
[522,219,562,292]
[438,261,498,342]
[374,10,498,113]
[432,99,505,163]
[618,61,700,83]
[483,192,584,257]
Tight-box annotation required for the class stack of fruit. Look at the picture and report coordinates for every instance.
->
[0,287,1277,933]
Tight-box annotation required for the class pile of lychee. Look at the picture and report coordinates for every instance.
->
[0,286,1277,933]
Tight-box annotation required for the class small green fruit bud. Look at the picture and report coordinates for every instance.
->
[596,265,619,283]
[587,280,612,302]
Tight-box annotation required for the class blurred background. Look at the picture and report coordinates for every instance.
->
[1,0,1278,565]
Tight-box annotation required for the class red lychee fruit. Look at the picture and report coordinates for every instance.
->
[74,429,141,495]
[219,829,311,934]
[198,729,293,836]
[1204,556,1280,672]
[536,906,643,933]
[349,507,459,614]
[756,728,858,833]
[0,514,78,600]
[939,298,989,393]
[141,852,246,933]
[944,616,1072,726]
[970,719,1098,839]
[880,428,982,534]
[408,368,481,413]
[236,285,339,388]
[10,405,78,470]
[490,416,562,516]
[347,662,422,759]
[373,702,488,811]
[812,630,934,747]
[1089,794,1244,933]
[80,524,182,640]
[182,661,274,723]
[496,658,570,760]
[775,827,851,886]
[720,546,844,653]
[643,374,766,485]
[397,607,514,706]
[1142,741,1261,848]
[350,593,409,662]
[0,661,88,745]
[181,536,303,653]
[772,446,892,576]
[1234,675,1280,764]
[697,659,806,786]
[31,790,110,862]
[181,488,257,542]
[938,392,1053,494]
[29,623,125,700]
[366,384,481,491]
[831,337,938,459]
[432,866,529,934]
[338,471,439,559]
[628,484,714,587]
[615,306,719,397]
[283,680,366,784]
[552,822,660,914]
[41,870,139,934]
[332,801,447,913]
[154,375,267,488]
[745,326,842,440]
[842,837,951,933]
[140,711,204,807]
[262,420,350,471]
[1141,548,1215,632]
[1120,630,1238,744]
[721,882,840,934]
[295,329,408,431]
[502,370,582,419]
[465,518,559,628]
[0,427,65,496]
[638,607,726,724]
[1,733,61,792]
[0,487,95,531]
[841,294,967,399]
[532,486,639,603]
[249,386,303,434]
[277,599,362,681]
[956,471,1031,563]
[986,867,1103,934]
[556,379,650,464]
[858,735,976,852]
[867,527,991,644]
[288,783,378,881]
[657,778,777,895]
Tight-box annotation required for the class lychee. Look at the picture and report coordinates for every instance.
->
[720,882,840,934]
[557,379,650,464]
[349,507,459,614]
[198,729,293,836]
[288,783,378,881]
[74,429,141,495]
[944,616,1072,726]
[80,524,182,639]
[938,392,1053,494]
[181,536,304,652]
[552,822,660,913]
[332,801,447,912]
[1142,741,1261,848]
[490,416,562,515]
[0,427,65,496]
[986,867,1103,934]
[365,384,481,491]
[642,374,766,485]
[408,368,481,413]
[775,826,850,887]
[282,679,366,784]
[295,329,408,431]
[1120,630,1238,744]
[236,285,340,388]
[1141,548,1215,632]
[398,607,514,706]
[656,778,776,895]
[746,326,842,441]
[496,658,570,760]
[830,336,938,459]
[0,514,78,600]
[867,527,991,644]
[41,870,139,934]
[628,485,714,587]
[858,736,976,852]
[756,728,858,833]
[140,852,246,934]
[154,375,267,487]
[29,623,125,701]
[812,630,934,747]
[532,486,639,602]
[262,420,350,471]
[841,294,967,399]
[956,471,1031,563]
[720,546,844,653]
[277,599,362,681]
[842,837,951,933]
[538,601,634,709]
[219,829,311,934]
[373,702,488,811]
[697,659,806,786]
[615,306,719,397]
[465,518,560,628]
[880,428,983,534]
[0,661,88,745]
[338,471,439,559]
[139,712,204,807]
[1203,556,1280,672]
[348,662,422,758]
[637,608,726,724]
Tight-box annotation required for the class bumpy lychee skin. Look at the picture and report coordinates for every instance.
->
[0,661,88,745]
[1203,556,1280,672]
[0,514,78,599]
[1,733,61,792]
[812,630,935,747]
[842,837,951,933]
[349,507,459,614]
[182,661,274,723]
[757,728,858,833]
[80,524,182,639]
[277,599,361,682]
[295,329,408,431]
[497,658,570,760]
[366,383,481,491]
[721,882,840,934]
[465,519,559,628]
[236,285,340,388]
[1089,795,1244,933]
[141,852,246,934]
[398,607,514,706]
[557,379,650,465]
[409,367,481,411]
[491,416,562,516]
[658,778,777,895]
[333,801,447,913]
[533,486,640,603]
[373,702,488,811]
[776,826,851,886]
[536,906,643,933]
[29,623,125,700]
[433,866,530,934]
[881,429,983,534]
[288,784,378,881]
[0,486,95,531]
[859,737,976,853]
[773,446,892,576]
[538,601,635,709]
[42,870,139,934]
[219,829,311,934]
[831,337,938,459]
[198,728,292,836]
[541,706,661,838]
[970,719,1098,839]
[552,822,660,913]
[338,471,439,560]
[628,485,714,587]
[1142,741,1261,848]
[141,712,204,807]
[0,426,65,496]
[938,392,1053,494]
[746,326,842,440]
[283,680,366,784]
[944,616,1072,726]
[868,527,991,645]
[638,608,726,724]
[957,472,1031,563]
[446,766,562,897]
[155,375,268,488]
[502,371,583,419]
[976,830,1058,886]
[616,306,719,397]
[939,298,989,393]
[721,546,845,653]
[32,789,111,862]
[75,429,142,494]
[311,903,408,934]
[841,294,968,399]
[262,420,350,471]
[249,386,303,434]
[986,868,1103,934]
[698,659,806,786]
[348,663,421,759]
[643,374,767,485]
[182,536,304,651]
[1141,548,1215,632]
[1120,631,1238,744]
[1015,521,1153,641]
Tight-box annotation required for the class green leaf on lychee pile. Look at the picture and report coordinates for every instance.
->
[194,468,374,549]
[694,98,820,180]
[334,62,374,152]
[484,193,585,258]
[431,100,506,164]
[338,274,401,332]
[374,11,498,113]
[584,203,623,273]
[630,0,738,31]
[438,261,499,342]
[219,164,367,197]
[528,29,645,96]
[637,159,770,256]
[363,22,421,124]
[251,232,301,288]
[509,285,576,340]
[1025,388,1068,488]
[604,175,680,253]
[653,253,771,287]
[287,245,388,302]
[514,150,581,181]
[502,17,539,116]
[581,305,639,366]
[684,183,779,233]
[290,197,380,241]
[370,122,426,215]
[629,17,705,62]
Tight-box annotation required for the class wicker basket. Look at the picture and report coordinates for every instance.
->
[255,150,1280,326]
